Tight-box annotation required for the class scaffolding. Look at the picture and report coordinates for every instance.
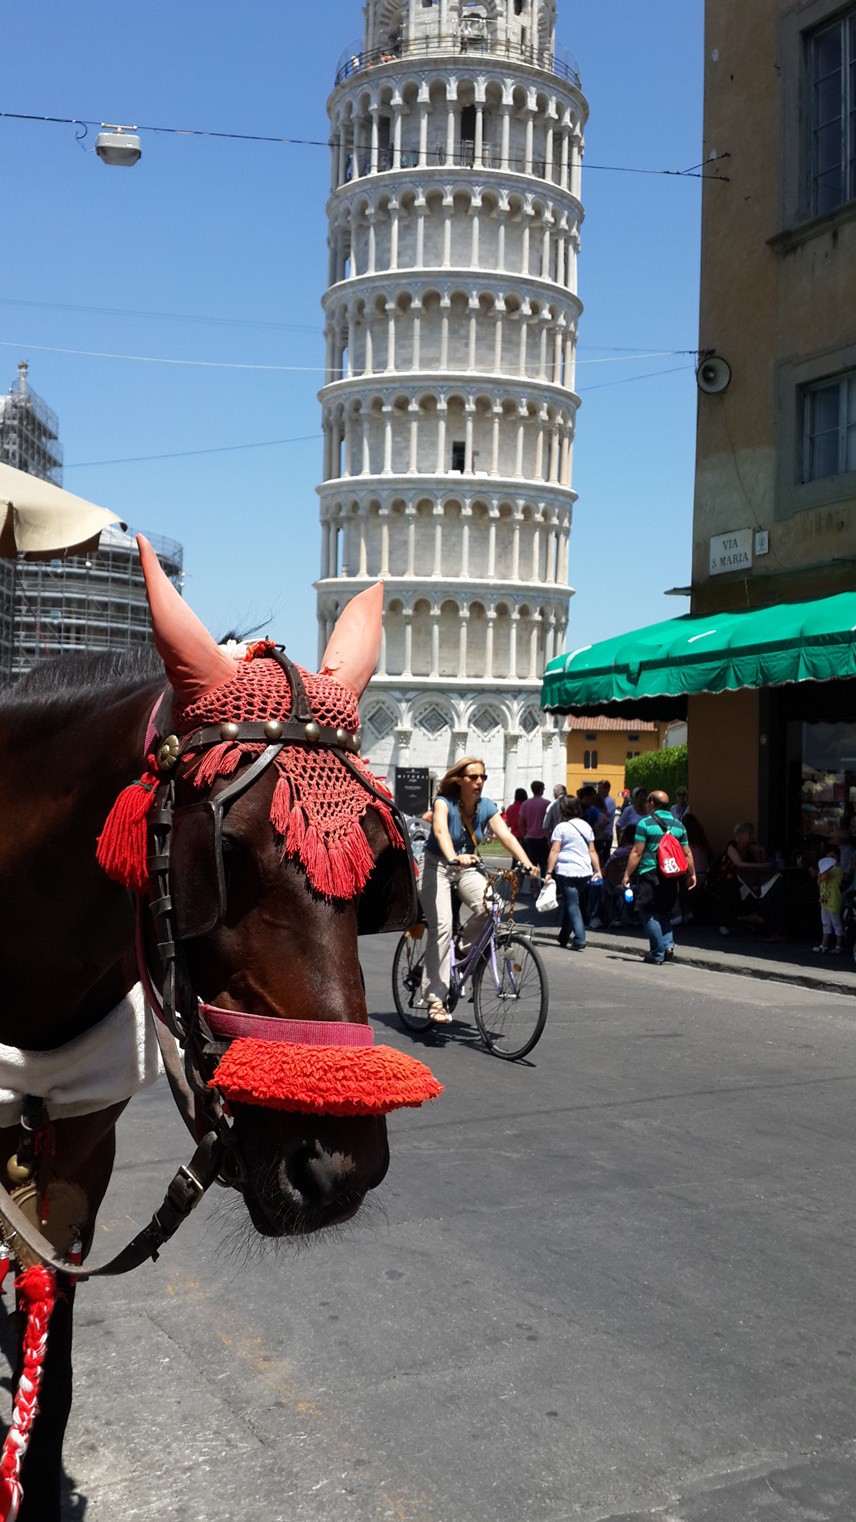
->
[10,527,183,680]
[0,362,185,685]
[0,362,63,485]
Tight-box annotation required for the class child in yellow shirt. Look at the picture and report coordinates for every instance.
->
[814,851,844,954]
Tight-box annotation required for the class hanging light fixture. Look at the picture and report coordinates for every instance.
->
[95,125,142,167]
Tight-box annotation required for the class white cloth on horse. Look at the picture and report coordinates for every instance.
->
[0,984,162,1128]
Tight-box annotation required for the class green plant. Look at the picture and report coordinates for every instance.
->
[625,744,688,798]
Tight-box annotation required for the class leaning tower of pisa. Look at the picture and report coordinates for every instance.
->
[317,0,587,801]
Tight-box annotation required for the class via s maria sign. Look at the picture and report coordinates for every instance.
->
[709,528,753,576]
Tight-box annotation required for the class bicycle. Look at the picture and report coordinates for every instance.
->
[391,865,549,1060]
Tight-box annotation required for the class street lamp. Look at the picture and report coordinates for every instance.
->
[95,125,142,167]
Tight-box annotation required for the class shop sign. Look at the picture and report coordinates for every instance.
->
[395,766,431,816]
[709,528,753,576]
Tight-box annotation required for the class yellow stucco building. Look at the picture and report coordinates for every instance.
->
[564,717,665,797]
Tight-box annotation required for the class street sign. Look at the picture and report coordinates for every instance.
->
[709,528,753,575]
[395,766,431,816]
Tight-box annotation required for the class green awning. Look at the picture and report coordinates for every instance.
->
[541,591,856,715]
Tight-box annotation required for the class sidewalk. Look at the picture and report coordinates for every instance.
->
[491,862,856,998]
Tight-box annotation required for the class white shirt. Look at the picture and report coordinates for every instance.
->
[551,818,595,878]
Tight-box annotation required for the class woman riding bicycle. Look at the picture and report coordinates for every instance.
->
[420,756,539,1023]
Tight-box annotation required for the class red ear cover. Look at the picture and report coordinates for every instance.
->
[210,1039,443,1116]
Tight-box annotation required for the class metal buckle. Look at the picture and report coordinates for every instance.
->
[168,1164,205,1215]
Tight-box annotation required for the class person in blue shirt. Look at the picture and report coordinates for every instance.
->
[421,756,538,1022]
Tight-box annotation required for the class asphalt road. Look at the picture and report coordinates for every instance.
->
[18,938,856,1521]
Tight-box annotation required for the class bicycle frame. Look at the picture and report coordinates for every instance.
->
[447,872,523,1003]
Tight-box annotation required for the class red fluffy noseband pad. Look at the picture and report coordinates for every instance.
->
[210,1040,443,1116]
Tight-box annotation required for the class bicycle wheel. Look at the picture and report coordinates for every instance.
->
[473,931,548,1060]
[392,928,432,1031]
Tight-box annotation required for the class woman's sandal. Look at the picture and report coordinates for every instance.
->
[429,1002,453,1024]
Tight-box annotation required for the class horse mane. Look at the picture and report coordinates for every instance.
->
[0,646,165,737]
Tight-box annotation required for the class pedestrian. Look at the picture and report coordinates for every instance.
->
[544,795,602,951]
[502,786,528,840]
[420,758,538,1022]
[518,780,550,875]
[595,778,616,862]
[813,848,845,954]
[543,783,567,837]
[602,826,636,928]
[577,785,609,924]
[671,787,689,821]
[617,786,648,836]
[620,790,696,964]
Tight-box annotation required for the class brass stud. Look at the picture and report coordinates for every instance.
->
[335,728,348,746]
[7,1155,34,1185]
[220,722,239,741]
[304,721,320,742]
[264,719,283,740]
[157,734,180,772]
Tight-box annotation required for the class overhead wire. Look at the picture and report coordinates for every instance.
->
[0,109,729,180]
[63,367,694,469]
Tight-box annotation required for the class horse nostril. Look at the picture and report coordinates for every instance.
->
[283,1143,355,1208]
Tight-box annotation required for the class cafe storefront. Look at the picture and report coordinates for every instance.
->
[541,591,856,860]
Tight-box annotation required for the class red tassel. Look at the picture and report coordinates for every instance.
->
[96,771,159,892]
[211,1039,443,1116]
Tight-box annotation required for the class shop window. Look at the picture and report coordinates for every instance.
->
[451,441,466,472]
[802,369,856,481]
[806,9,856,218]
[583,749,598,770]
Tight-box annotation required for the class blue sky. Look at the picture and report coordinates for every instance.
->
[1,1,704,669]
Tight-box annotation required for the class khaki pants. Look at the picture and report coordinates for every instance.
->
[420,854,489,1004]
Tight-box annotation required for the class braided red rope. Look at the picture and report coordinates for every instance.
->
[0,1266,57,1522]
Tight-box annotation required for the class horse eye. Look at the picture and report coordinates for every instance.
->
[221,834,244,882]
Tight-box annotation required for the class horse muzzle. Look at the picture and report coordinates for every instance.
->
[234,1109,390,1237]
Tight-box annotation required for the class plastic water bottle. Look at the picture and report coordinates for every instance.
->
[624,886,634,904]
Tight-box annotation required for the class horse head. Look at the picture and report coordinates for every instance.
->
[98,540,437,1238]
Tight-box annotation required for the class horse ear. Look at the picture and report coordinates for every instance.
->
[320,581,384,698]
[137,535,236,705]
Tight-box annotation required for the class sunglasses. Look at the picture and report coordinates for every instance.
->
[463,772,487,782]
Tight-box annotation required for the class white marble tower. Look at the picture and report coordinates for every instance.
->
[317,0,587,799]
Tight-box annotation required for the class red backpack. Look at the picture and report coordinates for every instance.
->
[655,815,688,877]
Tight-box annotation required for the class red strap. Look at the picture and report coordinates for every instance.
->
[201,1005,374,1048]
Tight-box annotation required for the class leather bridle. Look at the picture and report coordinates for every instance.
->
[0,647,418,1280]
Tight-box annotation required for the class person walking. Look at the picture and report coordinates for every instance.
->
[518,780,550,875]
[502,787,528,840]
[544,795,602,951]
[543,783,567,837]
[621,790,696,964]
[671,787,689,821]
[420,758,538,1022]
[617,786,648,836]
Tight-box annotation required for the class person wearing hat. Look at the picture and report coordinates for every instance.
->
[814,848,845,954]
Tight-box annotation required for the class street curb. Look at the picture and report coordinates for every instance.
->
[533,929,856,999]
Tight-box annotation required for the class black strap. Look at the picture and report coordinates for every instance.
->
[0,1131,224,1280]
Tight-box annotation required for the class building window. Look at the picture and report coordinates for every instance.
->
[627,732,640,742]
[514,0,525,13]
[585,732,597,741]
[807,11,856,218]
[583,749,598,770]
[802,370,856,481]
[451,441,466,472]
